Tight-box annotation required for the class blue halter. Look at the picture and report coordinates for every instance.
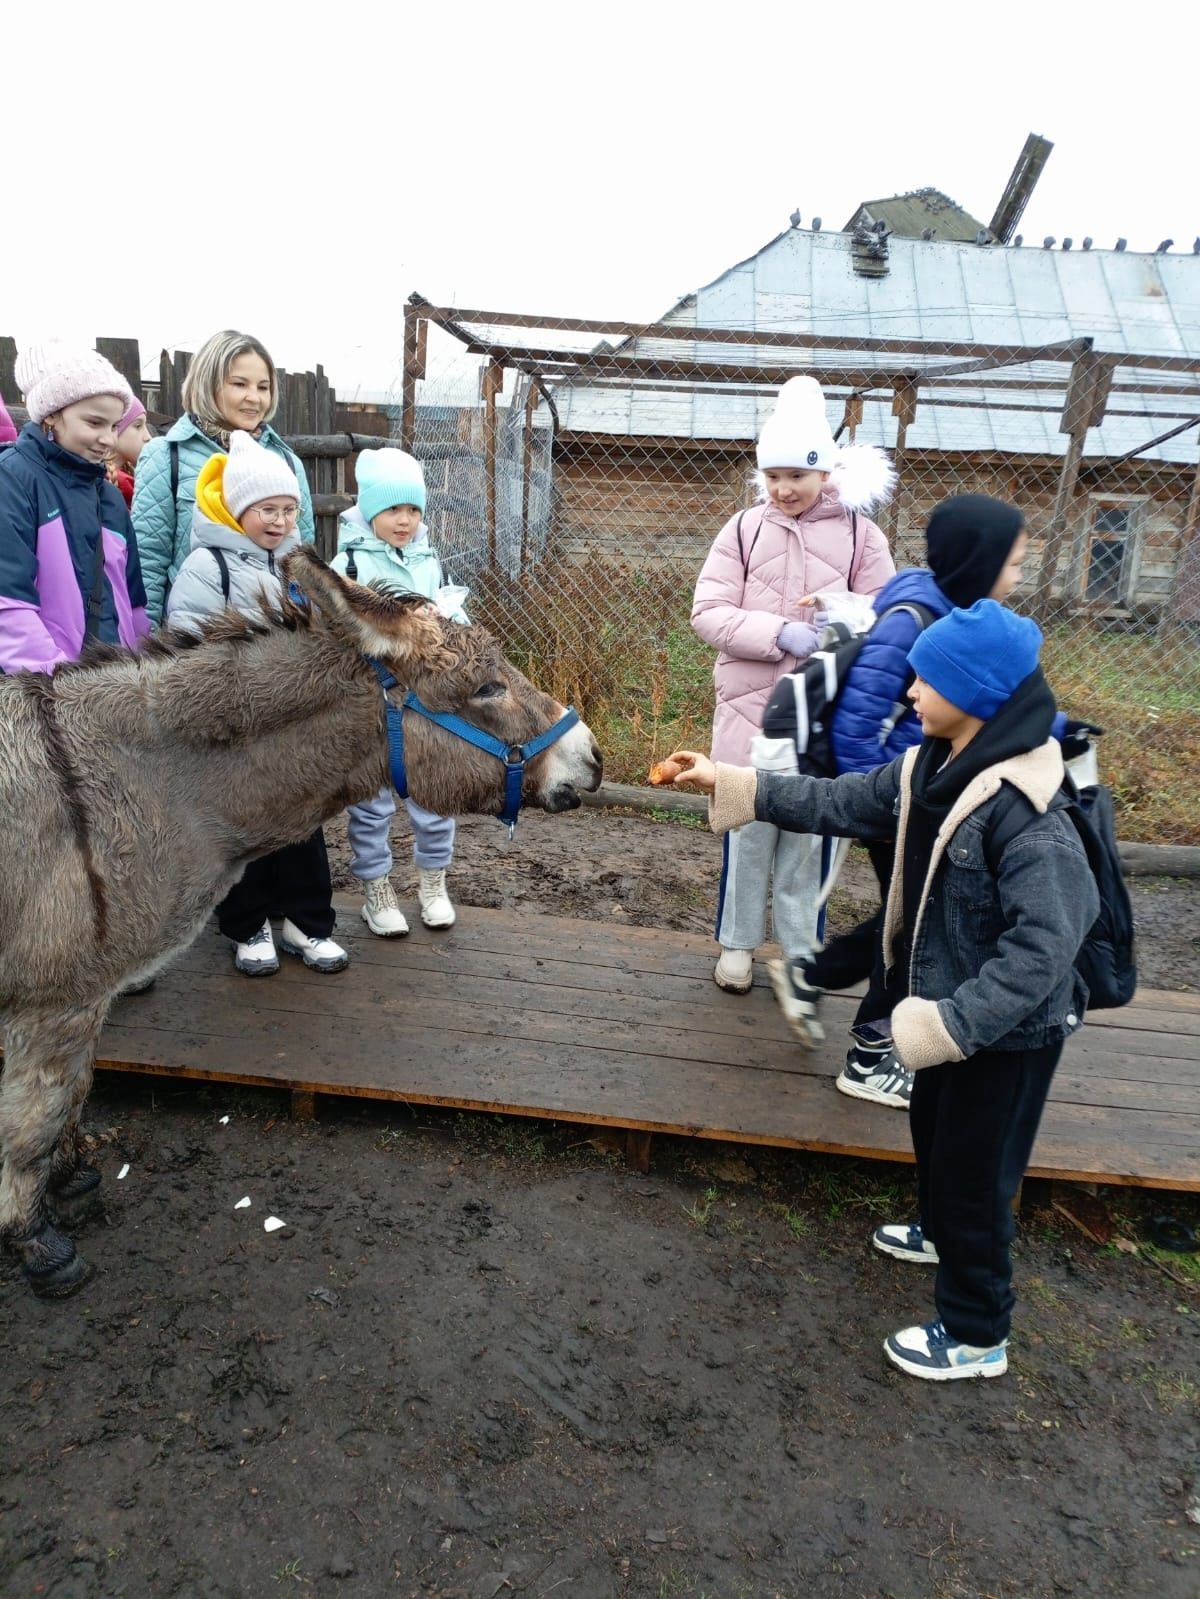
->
[368,659,580,833]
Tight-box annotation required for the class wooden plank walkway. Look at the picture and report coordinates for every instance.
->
[97,899,1200,1192]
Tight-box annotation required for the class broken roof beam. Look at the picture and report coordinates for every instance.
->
[989,133,1055,244]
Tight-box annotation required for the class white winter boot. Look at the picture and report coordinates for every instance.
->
[360,874,409,937]
[418,868,456,929]
[714,947,754,993]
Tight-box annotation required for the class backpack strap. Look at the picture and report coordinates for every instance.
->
[170,440,179,505]
[735,509,762,580]
[847,510,860,588]
[344,547,359,581]
[210,546,231,603]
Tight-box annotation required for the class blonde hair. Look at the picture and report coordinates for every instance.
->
[181,330,278,434]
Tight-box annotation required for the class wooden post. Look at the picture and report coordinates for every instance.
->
[1162,455,1200,632]
[887,377,919,545]
[0,335,17,403]
[625,1130,653,1174]
[400,302,422,452]
[159,348,176,417]
[290,1091,316,1123]
[481,359,504,568]
[841,392,863,443]
[1032,350,1113,624]
[519,379,539,571]
[96,338,143,399]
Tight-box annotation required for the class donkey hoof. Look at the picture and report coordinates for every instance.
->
[17,1224,94,1299]
[26,1250,93,1298]
[47,1167,103,1226]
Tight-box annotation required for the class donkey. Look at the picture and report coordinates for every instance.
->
[0,547,601,1297]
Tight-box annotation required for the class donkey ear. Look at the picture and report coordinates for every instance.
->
[281,547,442,663]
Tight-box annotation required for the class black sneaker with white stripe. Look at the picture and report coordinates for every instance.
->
[836,1041,913,1109]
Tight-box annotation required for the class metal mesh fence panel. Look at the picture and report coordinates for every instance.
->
[392,234,1200,842]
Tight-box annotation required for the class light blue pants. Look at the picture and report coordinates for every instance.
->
[715,822,825,964]
[346,787,456,879]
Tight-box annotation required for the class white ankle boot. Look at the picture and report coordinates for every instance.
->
[279,919,349,973]
[360,874,409,937]
[418,868,456,928]
[714,947,754,992]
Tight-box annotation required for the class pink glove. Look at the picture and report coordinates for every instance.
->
[777,620,819,658]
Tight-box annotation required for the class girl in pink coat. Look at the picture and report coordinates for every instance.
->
[691,376,896,996]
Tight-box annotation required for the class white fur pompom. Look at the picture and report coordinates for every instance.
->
[830,442,896,513]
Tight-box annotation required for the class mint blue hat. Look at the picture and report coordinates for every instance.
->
[356,447,427,524]
[908,599,1043,719]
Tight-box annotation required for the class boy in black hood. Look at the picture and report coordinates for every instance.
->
[668,602,1098,1381]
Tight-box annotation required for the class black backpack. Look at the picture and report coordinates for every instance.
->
[985,776,1137,1010]
[761,601,936,778]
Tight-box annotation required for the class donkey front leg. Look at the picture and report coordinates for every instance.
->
[0,1004,107,1298]
[46,1048,103,1229]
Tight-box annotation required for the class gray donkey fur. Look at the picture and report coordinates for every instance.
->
[0,547,601,1298]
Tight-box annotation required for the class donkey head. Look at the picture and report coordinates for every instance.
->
[284,548,603,815]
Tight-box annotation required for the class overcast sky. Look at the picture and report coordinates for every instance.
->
[4,0,1195,401]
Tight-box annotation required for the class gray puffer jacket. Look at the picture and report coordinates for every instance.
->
[711,737,1098,1070]
[164,508,300,633]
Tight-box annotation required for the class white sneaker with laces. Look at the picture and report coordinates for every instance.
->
[418,868,456,929]
[885,1318,1008,1381]
[766,958,824,1045]
[713,948,754,993]
[234,921,279,977]
[360,874,409,937]
[279,919,349,973]
[872,1222,940,1264]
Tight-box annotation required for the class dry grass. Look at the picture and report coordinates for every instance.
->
[474,563,1200,844]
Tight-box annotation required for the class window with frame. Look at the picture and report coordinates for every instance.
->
[1083,501,1142,604]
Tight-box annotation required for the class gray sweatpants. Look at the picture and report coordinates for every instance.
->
[715,822,825,964]
[346,787,456,879]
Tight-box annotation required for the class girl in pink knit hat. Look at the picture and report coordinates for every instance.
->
[107,396,150,508]
[0,340,151,672]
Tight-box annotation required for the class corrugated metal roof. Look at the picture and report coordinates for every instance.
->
[552,229,1200,464]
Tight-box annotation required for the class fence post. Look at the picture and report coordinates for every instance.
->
[481,359,504,568]
[887,377,918,546]
[1032,348,1112,623]
[96,338,143,399]
[0,336,17,404]
[400,302,423,452]
[520,379,539,571]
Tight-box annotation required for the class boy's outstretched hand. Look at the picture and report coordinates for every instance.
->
[665,750,717,794]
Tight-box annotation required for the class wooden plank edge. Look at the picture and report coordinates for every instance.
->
[92,1060,1200,1192]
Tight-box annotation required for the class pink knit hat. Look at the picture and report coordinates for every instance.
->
[118,395,146,435]
[15,340,134,425]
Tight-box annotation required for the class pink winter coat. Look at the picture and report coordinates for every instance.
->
[691,491,895,763]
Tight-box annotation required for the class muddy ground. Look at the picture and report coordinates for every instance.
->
[1,807,1198,1599]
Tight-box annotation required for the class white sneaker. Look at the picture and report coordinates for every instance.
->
[872,1222,940,1265]
[279,919,349,973]
[713,948,753,992]
[418,868,456,929]
[360,875,409,937]
[885,1319,1008,1381]
[234,921,279,977]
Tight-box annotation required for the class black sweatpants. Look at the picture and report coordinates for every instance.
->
[216,829,337,944]
[803,839,895,1026]
[911,1040,1064,1347]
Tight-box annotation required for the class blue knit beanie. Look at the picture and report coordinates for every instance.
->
[908,599,1043,719]
[356,447,427,524]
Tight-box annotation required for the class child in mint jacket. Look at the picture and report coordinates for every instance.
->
[331,449,468,937]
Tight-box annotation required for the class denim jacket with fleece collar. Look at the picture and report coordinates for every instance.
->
[711,738,1098,1069]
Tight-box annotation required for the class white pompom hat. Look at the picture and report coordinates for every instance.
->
[222,431,300,519]
[756,375,837,471]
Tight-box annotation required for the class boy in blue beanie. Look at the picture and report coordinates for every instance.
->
[667,600,1099,1381]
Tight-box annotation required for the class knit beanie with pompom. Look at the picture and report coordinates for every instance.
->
[15,340,133,424]
[221,430,300,520]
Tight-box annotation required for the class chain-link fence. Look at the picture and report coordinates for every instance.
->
[384,234,1200,843]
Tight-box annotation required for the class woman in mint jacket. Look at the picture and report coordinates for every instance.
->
[331,447,468,940]
[132,330,313,622]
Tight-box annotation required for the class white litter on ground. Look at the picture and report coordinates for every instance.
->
[218,1115,230,1125]
[263,1216,286,1233]
[234,1196,251,1210]
[117,1164,130,1180]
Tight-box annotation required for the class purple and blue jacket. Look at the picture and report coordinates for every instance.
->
[0,424,150,673]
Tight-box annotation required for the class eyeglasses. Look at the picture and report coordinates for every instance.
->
[248,503,299,525]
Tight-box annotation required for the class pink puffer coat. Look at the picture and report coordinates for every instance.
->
[692,491,895,763]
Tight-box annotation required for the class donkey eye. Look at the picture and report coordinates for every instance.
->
[472,680,507,700]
